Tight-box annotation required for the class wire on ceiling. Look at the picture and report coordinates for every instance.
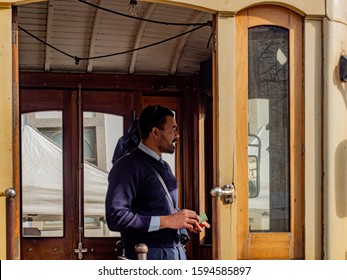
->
[19,24,210,65]
[78,0,212,27]
[18,0,212,65]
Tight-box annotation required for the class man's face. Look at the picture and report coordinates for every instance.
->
[157,116,179,154]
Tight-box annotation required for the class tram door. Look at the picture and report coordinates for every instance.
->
[20,89,134,259]
[20,88,184,259]
[211,6,304,259]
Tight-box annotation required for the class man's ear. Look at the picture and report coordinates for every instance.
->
[152,127,159,137]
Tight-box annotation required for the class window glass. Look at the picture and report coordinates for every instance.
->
[248,26,290,232]
[83,112,123,237]
[21,111,64,237]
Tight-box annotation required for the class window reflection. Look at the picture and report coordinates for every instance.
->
[21,109,177,238]
[83,112,123,237]
[248,26,290,232]
[21,111,64,237]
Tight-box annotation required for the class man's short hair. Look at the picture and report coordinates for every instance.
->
[138,105,174,139]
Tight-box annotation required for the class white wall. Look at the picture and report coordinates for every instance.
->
[323,0,347,259]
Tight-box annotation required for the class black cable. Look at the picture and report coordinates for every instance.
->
[78,25,207,62]
[18,1,212,65]
[78,0,212,27]
[18,24,209,64]
[18,1,212,64]
[18,25,76,60]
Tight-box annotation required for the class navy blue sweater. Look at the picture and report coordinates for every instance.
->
[106,148,180,252]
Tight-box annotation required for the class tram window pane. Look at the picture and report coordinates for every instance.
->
[21,111,64,237]
[248,26,290,232]
[83,112,123,237]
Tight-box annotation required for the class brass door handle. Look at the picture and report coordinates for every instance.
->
[0,188,16,198]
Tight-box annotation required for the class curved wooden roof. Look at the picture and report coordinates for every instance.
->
[18,0,213,76]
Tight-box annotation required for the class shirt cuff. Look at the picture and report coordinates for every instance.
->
[148,216,160,232]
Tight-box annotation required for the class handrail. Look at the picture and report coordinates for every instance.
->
[1,188,17,259]
[0,188,16,198]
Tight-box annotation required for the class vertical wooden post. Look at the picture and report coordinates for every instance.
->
[10,5,21,260]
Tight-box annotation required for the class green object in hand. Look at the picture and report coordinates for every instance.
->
[199,212,208,223]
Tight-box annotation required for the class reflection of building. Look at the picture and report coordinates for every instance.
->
[23,112,107,170]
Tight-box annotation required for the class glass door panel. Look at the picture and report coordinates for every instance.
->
[20,89,135,259]
[83,112,123,237]
[248,26,290,232]
[21,111,63,237]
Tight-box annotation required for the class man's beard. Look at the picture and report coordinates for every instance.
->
[159,140,176,154]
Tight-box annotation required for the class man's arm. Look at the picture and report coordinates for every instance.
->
[105,162,151,233]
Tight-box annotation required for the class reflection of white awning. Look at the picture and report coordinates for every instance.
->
[22,125,108,217]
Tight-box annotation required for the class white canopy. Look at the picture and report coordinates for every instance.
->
[22,125,108,217]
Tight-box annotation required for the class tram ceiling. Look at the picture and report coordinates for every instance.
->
[17,0,213,76]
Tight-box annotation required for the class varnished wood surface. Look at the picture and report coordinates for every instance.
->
[236,5,304,259]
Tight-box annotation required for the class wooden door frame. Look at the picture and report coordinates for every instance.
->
[20,88,136,259]
[20,89,69,259]
[236,5,304,259]
[80,90,134,260]
[10,6,21,260]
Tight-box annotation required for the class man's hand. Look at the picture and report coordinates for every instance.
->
[160,209,199,230]
[190,220,211,233]
[160,209,211,233]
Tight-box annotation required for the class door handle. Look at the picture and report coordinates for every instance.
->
[210,184,236,204]
[0,188,16,199]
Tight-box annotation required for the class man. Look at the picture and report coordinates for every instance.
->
[106,105,209,260]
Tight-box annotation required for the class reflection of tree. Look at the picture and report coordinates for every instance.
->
[248,26,290,232]
[249,26,288,102]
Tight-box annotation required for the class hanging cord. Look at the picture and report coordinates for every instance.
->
[18,24,210,65]
[78,0,212,27]
[18,1,212,65]
[76,25,208,62]
[18,25,76,61]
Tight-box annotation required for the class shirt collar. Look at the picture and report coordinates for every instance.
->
[138,142,161,161]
